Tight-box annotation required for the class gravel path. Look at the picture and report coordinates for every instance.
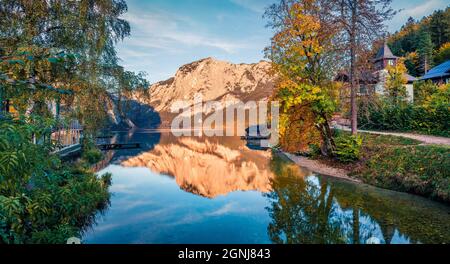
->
[282,127,449,181]
[334,125,450,146]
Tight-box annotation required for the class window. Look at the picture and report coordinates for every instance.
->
[360,85,368,94]
[388,60,394,66]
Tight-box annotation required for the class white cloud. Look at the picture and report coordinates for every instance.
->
[403,0,446,17]
[389,0,448,32]
[120,10,247,54]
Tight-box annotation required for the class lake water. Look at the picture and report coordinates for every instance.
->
[82,131,450,244]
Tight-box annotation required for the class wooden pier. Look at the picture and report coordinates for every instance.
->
[97,142,141,151]
[241,135,270,140]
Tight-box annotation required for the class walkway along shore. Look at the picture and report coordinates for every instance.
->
[334,125,450,146]
[279,128,449,183]
[280,151,360,183]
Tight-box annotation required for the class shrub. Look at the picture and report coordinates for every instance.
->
[358,85,450,137]
[308,144,322,158]
[352,145,450,203]
[333,134,363,163]
[101,172,113,187]
[0,118,111,244]
[414,81,438,105]
[82,147,103,165]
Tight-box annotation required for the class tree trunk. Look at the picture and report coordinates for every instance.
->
[0,86,3,114]
[349,2,358,135]
[319,115,336,156]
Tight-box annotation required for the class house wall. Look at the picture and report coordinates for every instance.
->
[405,84,414,103]
[373,70,414,103]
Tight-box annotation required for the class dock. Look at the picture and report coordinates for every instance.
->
[97,142,141,151]
[54,144,82,159]
[241,136,270,140]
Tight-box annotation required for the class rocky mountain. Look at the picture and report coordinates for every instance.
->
[105,94,161,130]
[133,57,276,127]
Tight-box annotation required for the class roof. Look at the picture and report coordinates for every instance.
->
[404,73,417,83]
[420,60,450,80]
[374,44,398,61]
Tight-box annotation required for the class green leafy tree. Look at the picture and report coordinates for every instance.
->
[0,0,146,134]
[0,116,111,244]
[0,0,148,244]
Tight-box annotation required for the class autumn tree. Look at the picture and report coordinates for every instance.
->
[385,58,407,103]
[330,0,397,135]
[0,0,145,134]
[434,42,450,65]
[265,0,340,155]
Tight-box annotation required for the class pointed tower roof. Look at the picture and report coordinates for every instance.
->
[374,43,398,62]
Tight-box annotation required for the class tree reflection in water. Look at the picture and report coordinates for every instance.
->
[265,155,450,244]
[266,155,347,244]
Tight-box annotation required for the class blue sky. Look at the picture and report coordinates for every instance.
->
[117,0,449,83]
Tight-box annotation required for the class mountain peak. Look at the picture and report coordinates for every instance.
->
[145,58,275,118]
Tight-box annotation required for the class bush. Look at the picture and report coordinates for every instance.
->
[0,119,111,244]
[358,85,450,137]
[333,134,363,163]
[308,144,322,158]
[414,80,438,105]
[80,136,104,165]
[352,145,450,203]
[82,147,103,165]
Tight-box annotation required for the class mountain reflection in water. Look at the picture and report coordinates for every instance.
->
[83,132,450,244]
[121,135,284,198]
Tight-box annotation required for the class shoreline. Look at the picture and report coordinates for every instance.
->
[280,151,361,183]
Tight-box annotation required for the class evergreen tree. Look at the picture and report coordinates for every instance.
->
[429,10,450,48]
[417,30,434,74]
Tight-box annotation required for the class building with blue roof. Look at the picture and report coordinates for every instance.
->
[420,60,450,84]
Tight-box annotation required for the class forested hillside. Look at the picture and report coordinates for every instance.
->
[388,7,450,77]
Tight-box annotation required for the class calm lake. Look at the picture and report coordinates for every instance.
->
[82,131,450,244]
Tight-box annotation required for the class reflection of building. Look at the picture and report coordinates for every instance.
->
[336,43,416,102]
[420,60,450,84]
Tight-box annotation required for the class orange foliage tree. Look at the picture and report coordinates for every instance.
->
[265,0,340,155]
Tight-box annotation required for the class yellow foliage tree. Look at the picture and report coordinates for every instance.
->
[385,58,408,103]
[434,42,450,65]
[265,0,339,155]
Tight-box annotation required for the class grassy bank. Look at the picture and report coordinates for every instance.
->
[315,133,450,203]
